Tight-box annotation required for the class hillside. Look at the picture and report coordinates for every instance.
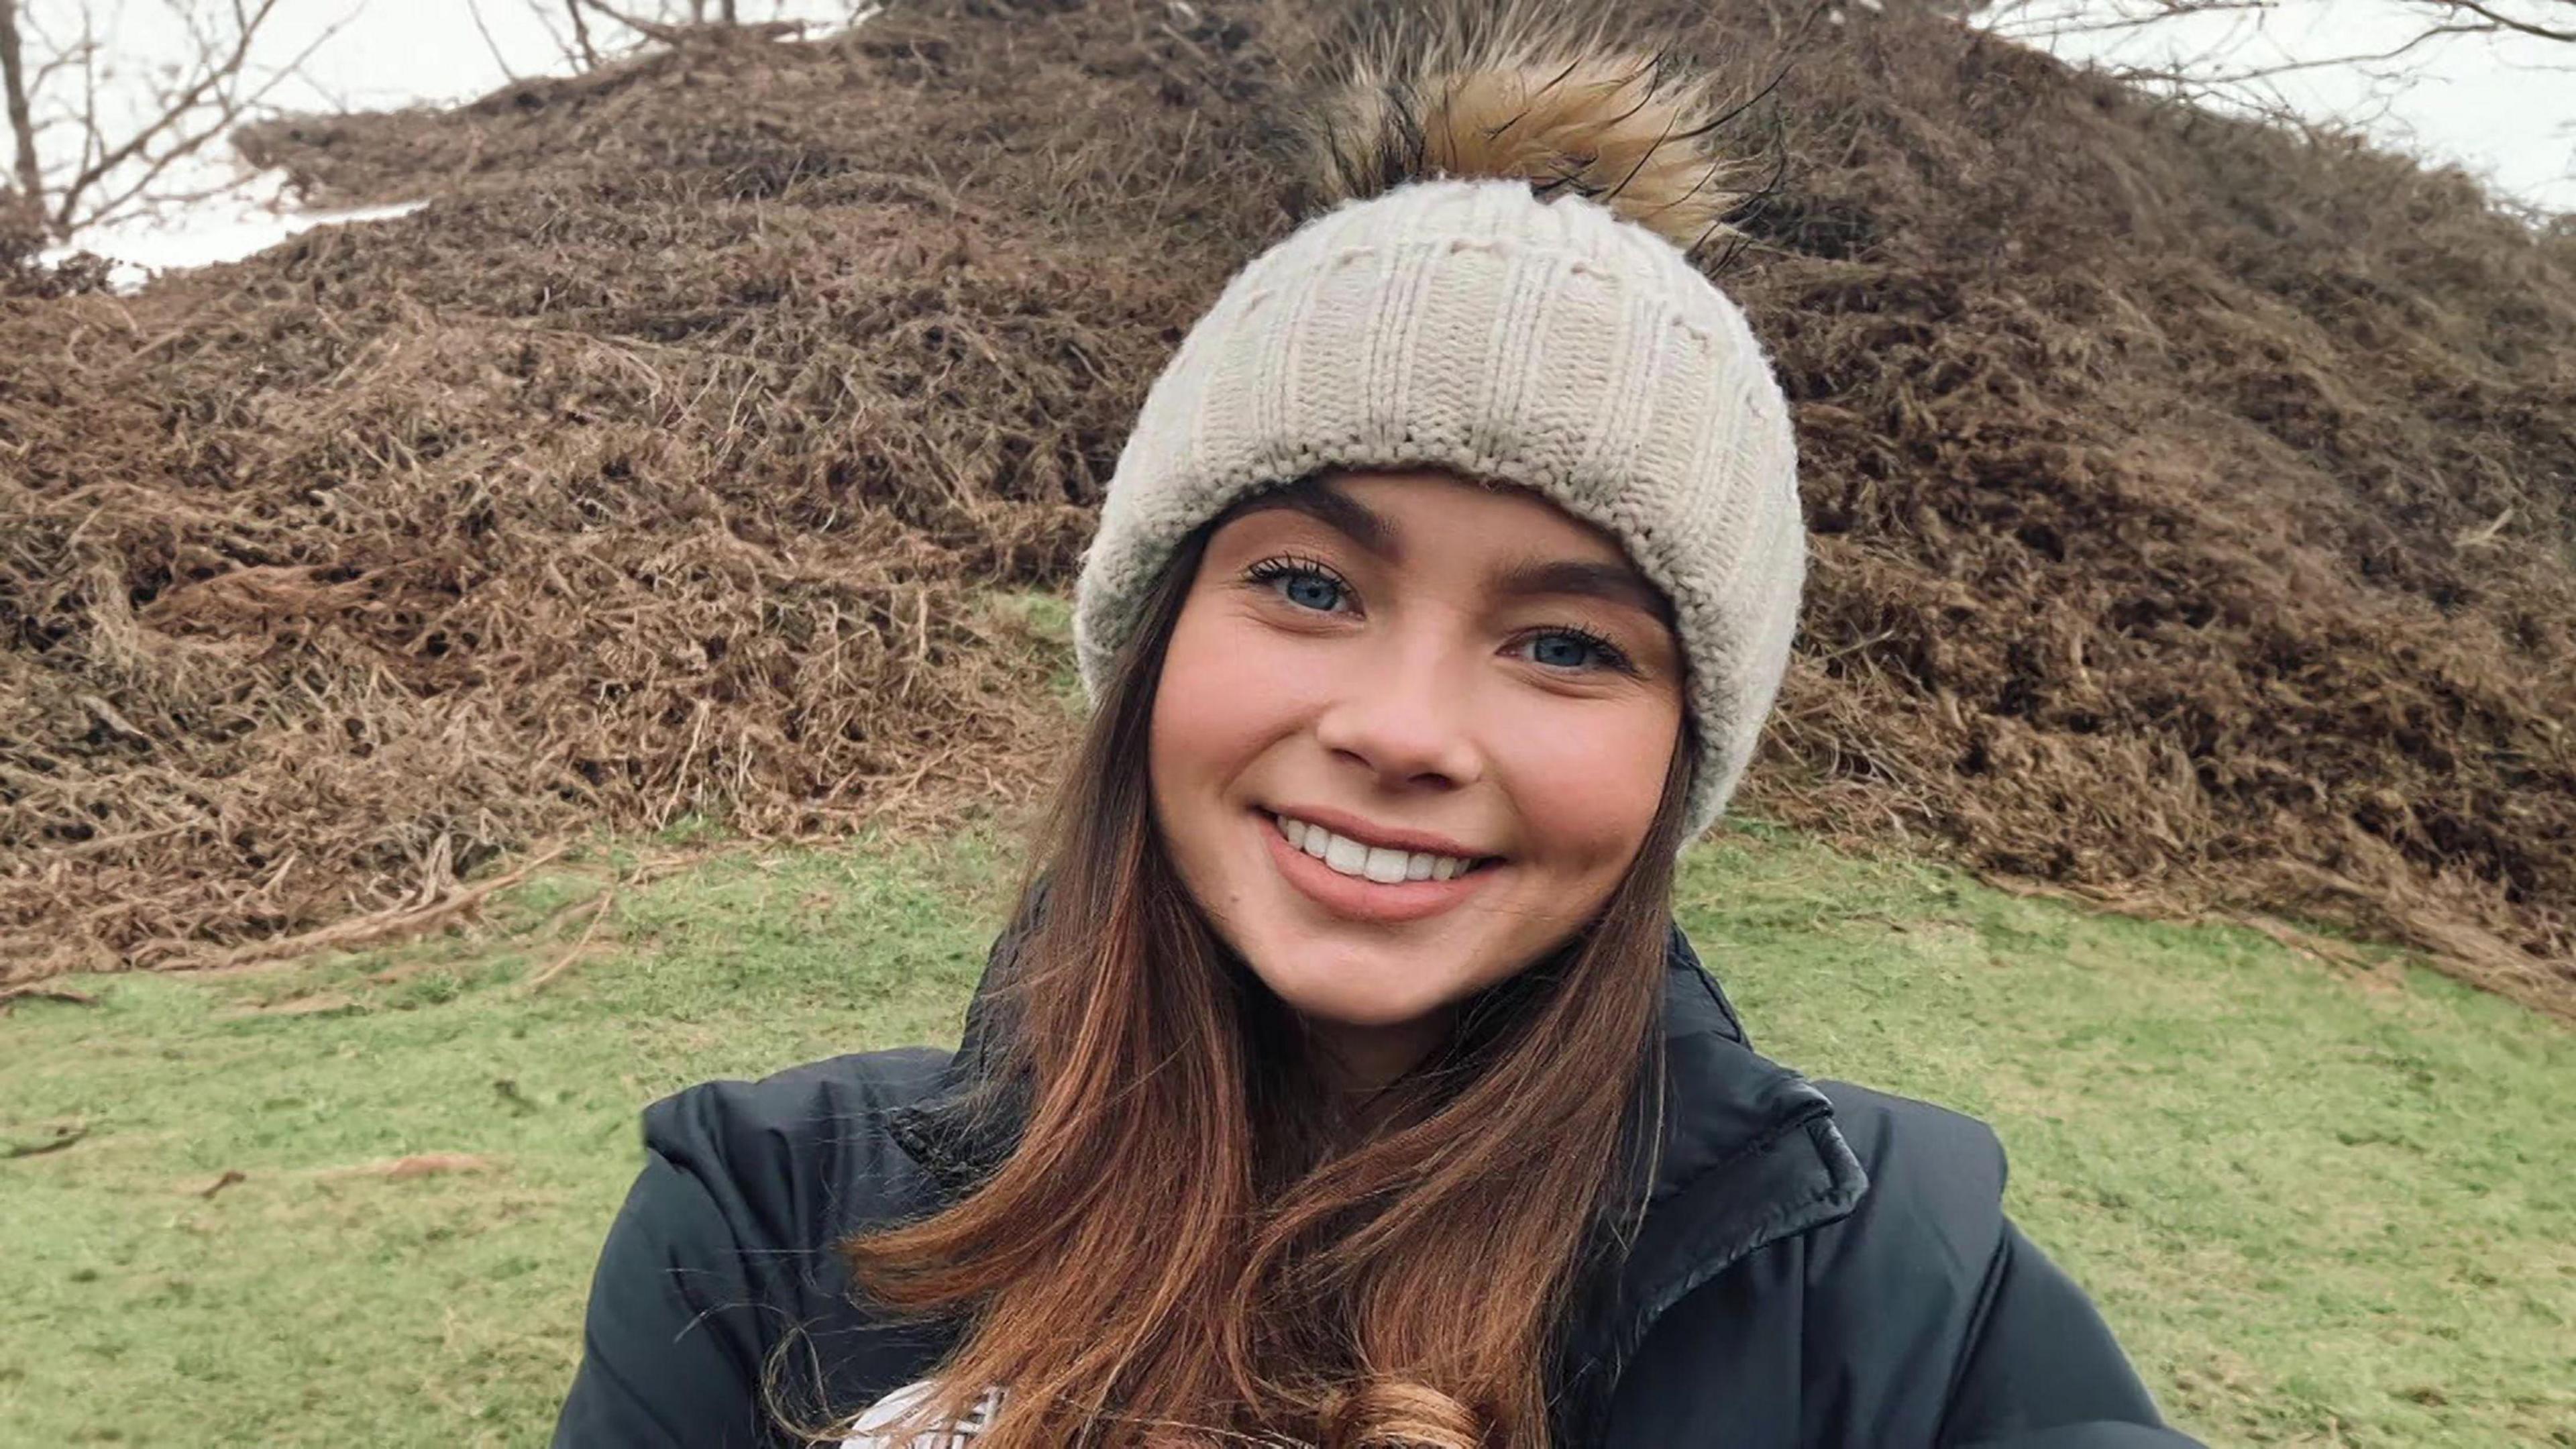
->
[5,0,2573,1015]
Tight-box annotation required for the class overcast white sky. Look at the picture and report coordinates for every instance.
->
[25,0,2576,283]
[262,1,865,110]
[1988,0,2575,215]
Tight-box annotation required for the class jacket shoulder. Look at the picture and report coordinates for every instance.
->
[1774,1085,2009,1439]
[1792,1072,2009,1350]
[1804,1079,2009,1295]
[1817,1079,2007,1174]
[642,1045,957,1245]
[552,1049,964,1447]
[1809,1085,2200,1446]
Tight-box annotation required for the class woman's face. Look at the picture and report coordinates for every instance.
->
[1148,470,1686,1083]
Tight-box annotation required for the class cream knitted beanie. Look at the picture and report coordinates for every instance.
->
[1072,40,1805,841]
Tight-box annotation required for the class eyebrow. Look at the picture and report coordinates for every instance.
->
[1493,557,1672,622]
[1226,478,1397,559]
[1227,478,1670,621]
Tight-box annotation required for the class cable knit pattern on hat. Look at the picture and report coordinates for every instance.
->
[1073,177,1805,841]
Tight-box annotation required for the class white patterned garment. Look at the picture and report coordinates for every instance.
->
[839,1381,1006,1448]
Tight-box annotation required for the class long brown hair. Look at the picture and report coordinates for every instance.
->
[841,508,1694,1448]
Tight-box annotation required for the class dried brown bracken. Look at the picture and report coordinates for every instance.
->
[3,0,2572,1021]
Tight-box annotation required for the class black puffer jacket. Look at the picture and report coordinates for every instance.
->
[553,928,2205,1448]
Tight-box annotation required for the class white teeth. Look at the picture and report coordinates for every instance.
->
[1275,816,1475,884]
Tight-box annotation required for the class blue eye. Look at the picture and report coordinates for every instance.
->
[1522,629,1627,673]
[1529,633,1596,668]
[1246,557,1353,613]
[1280,572,1344,612]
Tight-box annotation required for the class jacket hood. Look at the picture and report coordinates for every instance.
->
[881,912,1868,1432]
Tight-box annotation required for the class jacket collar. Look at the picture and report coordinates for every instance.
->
[884,919,1868,1416]
[1550,930,1868,1433]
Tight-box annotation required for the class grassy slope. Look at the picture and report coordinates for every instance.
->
[2,827,2568,1448]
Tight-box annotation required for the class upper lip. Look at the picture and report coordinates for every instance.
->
[1266,804,1492,861]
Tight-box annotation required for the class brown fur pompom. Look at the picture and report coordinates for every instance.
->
[1290,3,1772,256]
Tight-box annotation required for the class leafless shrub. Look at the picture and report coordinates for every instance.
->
[0,0,354,240]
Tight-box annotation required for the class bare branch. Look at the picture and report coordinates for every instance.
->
[1980,0,2574,156]
[50,0,285,228]
[585,0,807,44]
[28,52,86,97]
[72,7,99,216]
[466,0,523,84]
[513,1,581,72]
[579,0,694,46]
[1978,1,2272,44]
[49,0,357,235]
[1986,0,2576,55]
[0,0,44,218]
[563,0,602,69]
[2092,21,2498,91]
[2419,0,2576,44]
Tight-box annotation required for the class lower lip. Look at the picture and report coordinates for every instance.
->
[1259,816,1498,924]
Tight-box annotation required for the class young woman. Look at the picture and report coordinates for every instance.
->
[553,20,2202,1449]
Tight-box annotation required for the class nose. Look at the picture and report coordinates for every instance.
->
[1310,629,1487,792]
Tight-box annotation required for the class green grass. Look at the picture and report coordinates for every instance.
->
[1674,829,2576,1447]
[3,825,2569,1447]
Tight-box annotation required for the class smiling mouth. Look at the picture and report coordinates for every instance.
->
[1271,813,1493,884]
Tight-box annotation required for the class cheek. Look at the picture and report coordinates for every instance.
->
[1148,599,1309,808]
[1493,700,1680,873]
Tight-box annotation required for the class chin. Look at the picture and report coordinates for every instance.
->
[1249,941,1465,1031]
